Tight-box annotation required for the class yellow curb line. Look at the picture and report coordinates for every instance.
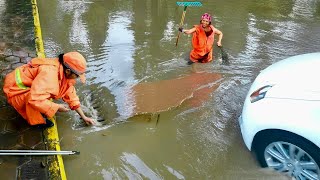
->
[31,0,67,179]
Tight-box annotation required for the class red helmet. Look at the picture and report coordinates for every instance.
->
[201,13,212,22]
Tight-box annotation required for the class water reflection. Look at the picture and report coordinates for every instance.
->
[60,1,91,49]
[88,12,136,118]
[290,0,318,18]
[0,1,5,18]
[119,152,161,179]
[101,152,165,179]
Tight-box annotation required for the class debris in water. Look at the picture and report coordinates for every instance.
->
[97,118,105,122]
[41,161,46,168]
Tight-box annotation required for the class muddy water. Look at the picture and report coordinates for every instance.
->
[131,72,222,115]
[37,0,320,179]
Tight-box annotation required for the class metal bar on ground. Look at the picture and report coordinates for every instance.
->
[0,150,80,156]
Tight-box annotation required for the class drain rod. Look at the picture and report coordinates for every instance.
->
[0,150,80,156]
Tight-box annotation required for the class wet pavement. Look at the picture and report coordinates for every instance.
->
[0,0,50,179]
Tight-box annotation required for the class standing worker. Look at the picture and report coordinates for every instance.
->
[3,51,95,128]
[179,13,223,64]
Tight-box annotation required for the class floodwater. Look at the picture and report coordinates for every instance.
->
[37,0,320,179]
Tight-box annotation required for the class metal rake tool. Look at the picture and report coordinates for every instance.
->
[176,2,202,7]
[175,1,203,47]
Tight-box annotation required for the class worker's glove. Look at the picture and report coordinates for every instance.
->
[178,27,184,32]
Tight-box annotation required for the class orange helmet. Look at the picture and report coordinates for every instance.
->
[63,52,87,83]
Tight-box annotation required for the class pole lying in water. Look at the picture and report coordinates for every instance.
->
[0,150,80,156]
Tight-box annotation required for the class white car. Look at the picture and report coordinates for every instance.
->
[239,53,320,180]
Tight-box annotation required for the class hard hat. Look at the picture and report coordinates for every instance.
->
[63,52,86,83]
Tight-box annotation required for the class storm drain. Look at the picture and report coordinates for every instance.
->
[17,160,47,180]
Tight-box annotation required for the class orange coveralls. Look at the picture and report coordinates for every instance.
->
[190,25,216,63]
[3,58,81,125]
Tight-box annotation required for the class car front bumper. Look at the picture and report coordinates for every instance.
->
[238,114,252,151]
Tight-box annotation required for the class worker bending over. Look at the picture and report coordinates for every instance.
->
[3,52,95,128]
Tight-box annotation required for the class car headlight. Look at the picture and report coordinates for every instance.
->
[250,85,273,103]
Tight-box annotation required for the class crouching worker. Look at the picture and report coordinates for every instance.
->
[3,51,95,128]
[179,13,223,64]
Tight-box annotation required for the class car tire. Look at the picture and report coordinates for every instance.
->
[253,130,320,179]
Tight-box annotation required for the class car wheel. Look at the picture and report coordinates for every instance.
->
[254,130,320,180]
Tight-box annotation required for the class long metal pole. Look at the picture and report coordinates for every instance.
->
[0,150,80,156]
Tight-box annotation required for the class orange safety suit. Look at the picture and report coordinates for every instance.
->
[3,58,81,125]
[190,25,216,63]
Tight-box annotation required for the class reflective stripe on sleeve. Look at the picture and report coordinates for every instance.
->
[15,69,29,89]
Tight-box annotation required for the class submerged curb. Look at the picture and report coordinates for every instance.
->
[31,0,67,179]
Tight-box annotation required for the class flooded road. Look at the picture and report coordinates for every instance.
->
[37,0,320,179]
